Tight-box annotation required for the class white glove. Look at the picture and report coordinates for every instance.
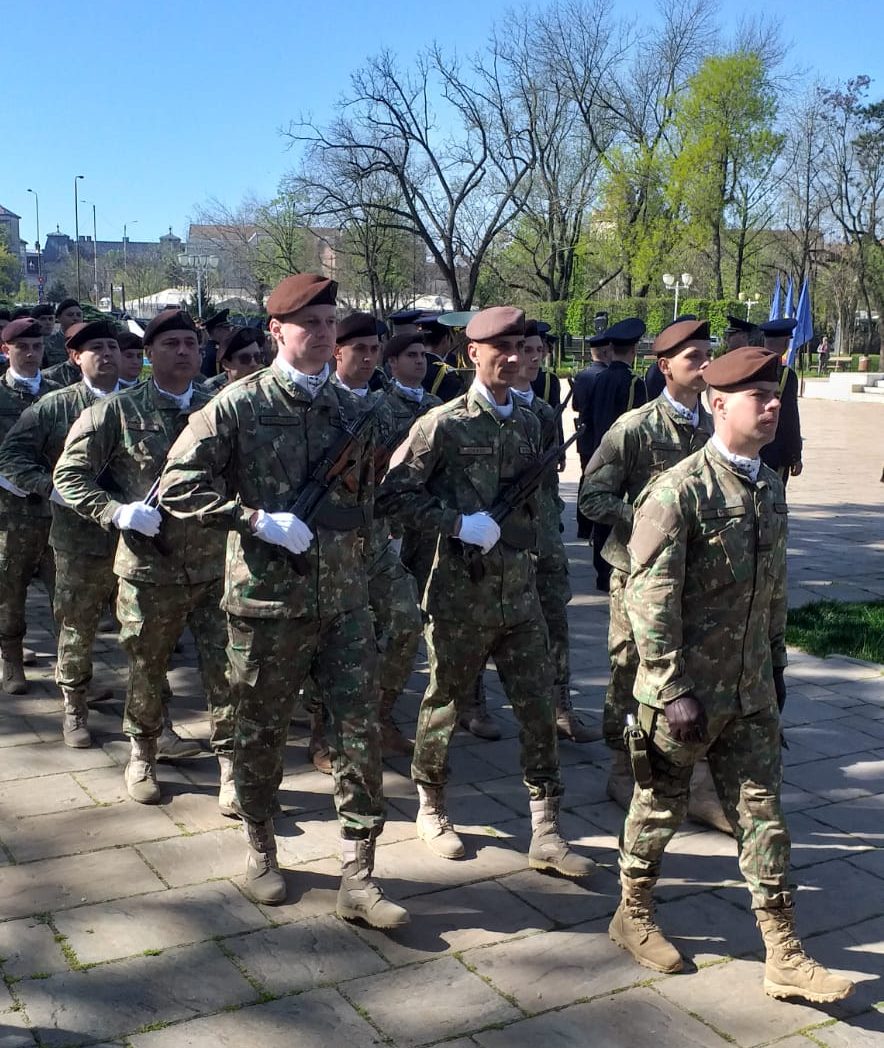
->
[50,487,69,507]
[0,475,28,498]
[253,510,314,555]
[112,501,162,536]
[457,511,501,554]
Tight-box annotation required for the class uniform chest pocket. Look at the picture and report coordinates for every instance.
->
[698,507,752,585]
[650,441,683,471]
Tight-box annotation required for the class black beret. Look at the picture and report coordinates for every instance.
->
[337,312,381,344]
[384,332,425,360]
[654,318,710,356]
[218,326,264,363]
[11,307,32,320]
[55,298,80,317]
[65,319,119,350]
[725,314,754,333]
[31,304,55,318]
[143,309,198,345]
[2,318,42,342]
[204,309,230,332]
[116,331,143,351]
[704,346,780,390]
[266,274,337,319]
[761,318,797,337]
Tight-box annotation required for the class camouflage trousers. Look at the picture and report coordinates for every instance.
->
[620,702,791,910]
[535,553,572,686]
[53,550,116,691]
[369,544,422,697]
[227,608,384,836]
[413,615,561,800]
[0,520,54,652]
[603,567,639,750]
[117,577,232,752]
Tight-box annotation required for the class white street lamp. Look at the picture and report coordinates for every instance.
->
[738,290,760,321]
[662,271,693,320]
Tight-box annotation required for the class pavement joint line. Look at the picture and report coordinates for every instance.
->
[131,845,174,890]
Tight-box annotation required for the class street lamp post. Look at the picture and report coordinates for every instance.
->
[738,291,760,322]
[27,188,42,300]
[81,200,98,305]
[73,175,84,300]
[177,253,219,320]
[122,220,137,312]
[662,271,694,320]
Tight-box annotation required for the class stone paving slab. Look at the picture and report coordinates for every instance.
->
[0,741,114,782]
[135,827,244,887]
[0,773,94,820]
[0,917,68,978]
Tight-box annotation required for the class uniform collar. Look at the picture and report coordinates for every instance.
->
[274,356,329,399]
[662,388,700,427]
[709,434,762,482]
[470,378,514,419]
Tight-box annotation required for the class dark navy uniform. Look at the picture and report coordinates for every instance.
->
[422,352,465,403]
[760,365,802,484]
[589,361,647,455]
[573,359,608,538]
[643,361,666,399]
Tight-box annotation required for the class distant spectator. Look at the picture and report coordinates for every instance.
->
[817,335,831,375]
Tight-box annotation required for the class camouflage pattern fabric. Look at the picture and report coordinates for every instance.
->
[368,542,421,696]
[42,330,69,369]
[117,577,232,750]
[42,359,82,388]
[227,609,384,834]
[53,380,224,586]
[413,615,560,798]
[53,551,117,690]
[580,396,712,747]
[621,701,791,909]
[0,523,54,649]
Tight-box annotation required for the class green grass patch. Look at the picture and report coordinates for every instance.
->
[786,601,884,664]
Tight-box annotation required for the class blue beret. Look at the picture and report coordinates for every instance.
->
[388,309,423,324]
[594,317,646,347]
[761,318,797,337]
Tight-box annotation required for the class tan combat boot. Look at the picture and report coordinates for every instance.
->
[687,760,734,835]
[217,754,238,818]
[458,674,501,741]
[242,818,286,905]
[379,689,414,756]
[2,644,27,695]
[528,796,596,877]
[307,707,332,774]
[125,736,161,805]
[757,907,854,1003]
[156,709,202,760]
[555,684,603,743]
[416,783,465,859]
[606,749,635,810]
[609,874,684,973]
[336,837,409,928]
[61,687,91,748]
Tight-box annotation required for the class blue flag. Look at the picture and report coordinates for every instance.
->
[784,276,795,319]
[769,274,781,321]
[787,277,813,369]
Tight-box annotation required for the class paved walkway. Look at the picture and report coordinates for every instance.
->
[1,400,882,1048]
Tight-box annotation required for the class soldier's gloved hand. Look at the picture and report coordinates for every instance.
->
[773,667,787,712]
[664,694,708,744]
[252,510,314,555]
[50,487,69,507]
[112,501,162,537]
[457,512,501,554]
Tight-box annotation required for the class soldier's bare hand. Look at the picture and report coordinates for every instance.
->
[773,667,787,711]
[790,461,803,477]
[663,694,707,744]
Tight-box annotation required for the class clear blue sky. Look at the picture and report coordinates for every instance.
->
[6,0,882,250]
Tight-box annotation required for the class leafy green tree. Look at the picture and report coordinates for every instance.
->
[0,235,21,297]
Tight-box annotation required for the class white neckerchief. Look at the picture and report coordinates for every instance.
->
[118,377,140,388]
[83,377,119,399]
[393,379,424,403]
[473,377,514,419]
[510,387,535,406]
[153,380,193,410]
[711,433,761,482]
[663,388,700,428]
[276,357,329,399]
[9,368,41,396]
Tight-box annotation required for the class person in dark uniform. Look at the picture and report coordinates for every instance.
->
[200,309,233,378]
[760,318,803,488]
[573,333,611,538]
[724,314,756,351]
[584,318,647,591]
[416,315,465,403]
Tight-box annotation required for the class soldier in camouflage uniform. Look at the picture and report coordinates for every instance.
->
[54,310,231,806]
[580,319,724,829]
[42,299,83,369]
[0,320,124,744]
[377,306,593,878]
[611,346,853,1005]
[203,326,267,396]
[159,275,408,929]
[0,318,60,694]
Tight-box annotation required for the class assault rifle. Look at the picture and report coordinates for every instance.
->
[96,468,172,557]
[284,402,379,576]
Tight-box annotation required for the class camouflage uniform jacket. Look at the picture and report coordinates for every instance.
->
[520,393,567,564]
[53,379,224,585]
[43,330,69,368]
[42,359,82,388]
[203,372,229,395]
[625,442,788,715]
[0,381,122,556]
[580,395,712,572]
[0,370,60,524]
[157,361,374,620]
[376,385,544,628]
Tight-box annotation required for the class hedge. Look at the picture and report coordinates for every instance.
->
[517,297,747,341]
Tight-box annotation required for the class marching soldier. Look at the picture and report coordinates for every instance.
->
[116,331,145,388]
[204,326,267,394]
[0,318,59,693]
[53,309,231,802]
[377,306,593,879]
[159,275,408,928]
[611,346,853,1005]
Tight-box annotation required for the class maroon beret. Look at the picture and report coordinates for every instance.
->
[704,346,780,390]
[1,318,42,342]
[143,309,197,346]
[653,318,710,356]
[266,274,337,319]
[65,320,119,350]
[465,306,525,342]
[336,312,380,344]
